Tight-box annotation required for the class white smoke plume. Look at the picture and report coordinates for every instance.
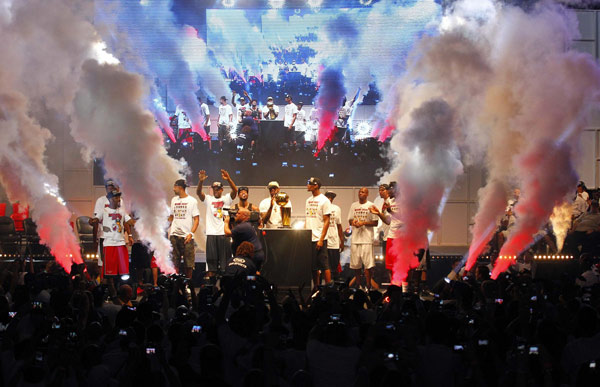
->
[0,93,82,269]
[489,2,600,277]
[94,0,221,140]
[0,0,103,270]
[71,60,182,274]
[381,0,600,279]
[387,99,463,284]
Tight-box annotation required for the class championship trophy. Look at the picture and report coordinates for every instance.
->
[275,192,291,228]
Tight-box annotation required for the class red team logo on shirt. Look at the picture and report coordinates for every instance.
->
[109,213,123,233]
[212,200,225,218]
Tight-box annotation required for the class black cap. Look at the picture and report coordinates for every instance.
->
[105,179,117,188]
[324,191,336,199]
[238,186,249,194]
[379,183,390,190]
[307,177,322,188]
[285,94,292,99]
[174,179,187,188]
[107,190,122,199]
[212,182,223,189]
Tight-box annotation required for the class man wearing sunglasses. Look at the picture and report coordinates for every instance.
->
[305,177,332,289]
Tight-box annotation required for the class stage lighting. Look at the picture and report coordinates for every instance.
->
[355,121,372,140]
[222,0,235,7]
[269,0,284,8]
[307,0,322,7]
[121,274,130,281]
[292,220,305,229]
[359,0,373,5]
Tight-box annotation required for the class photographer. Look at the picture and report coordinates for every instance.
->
[262,96,279,120]
[224,208,264,270]
[223,242,258,278]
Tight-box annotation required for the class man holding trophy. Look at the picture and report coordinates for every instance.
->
[262,96,279,120]
[259,181,293,228]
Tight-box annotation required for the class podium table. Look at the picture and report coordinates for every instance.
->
[260,228,312,287]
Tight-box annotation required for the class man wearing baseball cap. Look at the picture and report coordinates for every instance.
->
[262,96,279,120]
[197,169,238,278]
[89,179,120,266]
[168,179,200,278]
[259,181,292,228]
[98,190,132,294]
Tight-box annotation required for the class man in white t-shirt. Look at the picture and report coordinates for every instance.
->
[168,179,200,278]
[348,187,379,290]
[198,96,211,149]
[305,177,332,289]
[90,179,118,263]
[217,95,233,150]
[262,96,279,120]
[98,190,132,283]
[175,105,192,145]
[370,182,401,272]
[373,184,390,257]
[325,191,344,281]
[283,94,297,147]
[259,181,292,228]
[232,91,250,129]
[197,169,238,278]
[294,101,307,147]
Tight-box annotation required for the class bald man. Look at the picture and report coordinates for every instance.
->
[224,208,264,270]
[348,187,379,290]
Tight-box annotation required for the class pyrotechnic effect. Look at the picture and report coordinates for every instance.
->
[387,99,463,284]
[95,0,220,141]
[314,68,346,152]
[550,201,573,253]
[382,0,600,281]
[0,94,82,269]
[71,60,181,274]
[0,0,106,270]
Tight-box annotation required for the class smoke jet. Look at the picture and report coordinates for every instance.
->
[71,60,183,274]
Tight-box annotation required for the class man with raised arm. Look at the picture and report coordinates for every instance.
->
[197,169,237,279]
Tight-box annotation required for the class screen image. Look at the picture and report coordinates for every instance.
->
[95,1,441,186]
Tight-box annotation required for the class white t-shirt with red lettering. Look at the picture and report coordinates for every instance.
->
[305,194,332,242]
[348,201,377,244]
[204,194,234,235]
[327,204,342,249]
[169,195,200,238]
[98,206,131,247]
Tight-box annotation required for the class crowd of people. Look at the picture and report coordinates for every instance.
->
[1,240,600,386]
[2,175,600,385]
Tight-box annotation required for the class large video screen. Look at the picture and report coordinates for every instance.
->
[95,2,441,186]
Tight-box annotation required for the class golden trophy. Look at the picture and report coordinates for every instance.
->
[275,192,291,228]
